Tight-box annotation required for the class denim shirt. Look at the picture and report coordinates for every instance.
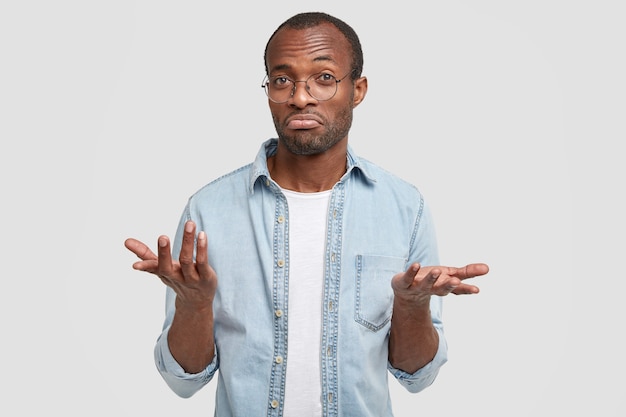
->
[154,139,448,417]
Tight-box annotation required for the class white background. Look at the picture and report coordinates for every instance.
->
[2,1,624,415]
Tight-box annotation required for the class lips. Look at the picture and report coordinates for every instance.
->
[286,114,323,130]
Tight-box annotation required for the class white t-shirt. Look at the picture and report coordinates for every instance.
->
[281,188,331,417]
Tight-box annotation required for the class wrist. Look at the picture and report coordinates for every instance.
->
[174,298,214,315]
[393,291,430,310]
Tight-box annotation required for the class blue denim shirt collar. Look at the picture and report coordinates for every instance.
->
[248,138,377,194]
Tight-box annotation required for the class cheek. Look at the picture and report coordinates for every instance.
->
[268,105,283,123]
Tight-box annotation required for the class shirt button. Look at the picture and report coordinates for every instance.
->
[277,215,284,223]
[277,259,285,267]
[275,356,283,364]
[271,399,279,408]
[275,309,283,318]
[265,179,270,187]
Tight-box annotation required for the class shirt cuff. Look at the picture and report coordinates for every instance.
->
[153,326,218,398]
[387,326,448,393]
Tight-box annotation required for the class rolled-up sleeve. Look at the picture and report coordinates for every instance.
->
[388,292,448,392]
[387,321,448,393]
[154,325,219,398]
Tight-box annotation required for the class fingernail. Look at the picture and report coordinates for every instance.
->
[198,231,206,240]
[185,221,194,232]
[158,237,167,247]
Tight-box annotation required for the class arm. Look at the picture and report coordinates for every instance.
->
[389,262,489,373]
[125,220,217,373]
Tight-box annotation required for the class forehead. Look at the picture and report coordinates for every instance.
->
[266,23,352,74]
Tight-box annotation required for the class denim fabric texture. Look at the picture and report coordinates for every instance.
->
[154,139,448,416]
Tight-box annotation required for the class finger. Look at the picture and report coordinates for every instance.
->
[179,221,198,279]
[451,283,480,295]
[156,235,175,276]
[124,238,158,261]
[130,259,160,273]
[450,263,490,280]
[195,231,211,276]
[394,263,421,290]
[422,268,443,292]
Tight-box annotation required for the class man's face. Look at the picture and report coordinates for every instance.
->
[265,23,366,156]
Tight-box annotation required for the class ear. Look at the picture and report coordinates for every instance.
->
[352,76,368,108]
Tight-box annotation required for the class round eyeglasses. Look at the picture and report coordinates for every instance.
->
[261,70,355,103]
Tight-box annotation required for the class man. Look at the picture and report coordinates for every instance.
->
[125,11,489,417]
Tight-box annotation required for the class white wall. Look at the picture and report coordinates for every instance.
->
[1,1,624,415]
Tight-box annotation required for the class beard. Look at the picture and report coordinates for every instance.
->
[273,106,353,156]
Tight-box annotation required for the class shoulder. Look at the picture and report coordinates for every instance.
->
[354,156,423,199]
[189,163,253,203]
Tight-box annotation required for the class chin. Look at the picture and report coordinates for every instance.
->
[279,134,338,156]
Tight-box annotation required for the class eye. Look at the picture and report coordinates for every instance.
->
[314,72,337,85]
[271,76,292,89]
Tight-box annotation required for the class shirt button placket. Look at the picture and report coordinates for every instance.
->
[269,196,288,416]
[327,191,343,416]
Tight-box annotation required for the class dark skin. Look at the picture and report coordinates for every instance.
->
[265,23,364,192]
[125,23,489,375]
[126,221,216,373]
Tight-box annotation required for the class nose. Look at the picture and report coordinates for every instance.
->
[288,80,317,108]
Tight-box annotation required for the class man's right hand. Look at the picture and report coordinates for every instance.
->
[124,220,217,310]
[125,220,218,373]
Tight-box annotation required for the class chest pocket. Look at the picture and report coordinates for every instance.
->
[354,254,407,332]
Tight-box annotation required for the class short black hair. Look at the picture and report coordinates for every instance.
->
[264,12,364,80]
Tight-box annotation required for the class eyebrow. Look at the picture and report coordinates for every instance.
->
[312,55,336,64]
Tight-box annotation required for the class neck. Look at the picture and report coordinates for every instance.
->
[268,139,348,193]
